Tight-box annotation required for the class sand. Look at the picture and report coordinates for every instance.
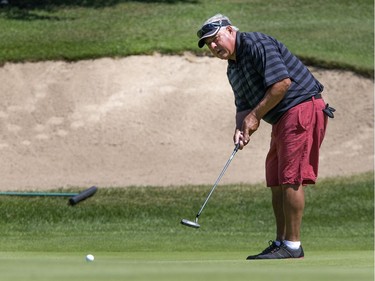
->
[0,53,373,190]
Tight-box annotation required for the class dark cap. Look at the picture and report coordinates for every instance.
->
[197,14,233,48]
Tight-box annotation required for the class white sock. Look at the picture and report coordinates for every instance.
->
[274,240,282,247]
[283,240,301,250]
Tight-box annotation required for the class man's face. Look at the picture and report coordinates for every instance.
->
[205,27,236,60]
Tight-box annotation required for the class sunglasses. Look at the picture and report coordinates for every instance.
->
[197,20,224,38]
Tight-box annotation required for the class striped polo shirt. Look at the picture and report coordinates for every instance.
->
[227,32,324,124]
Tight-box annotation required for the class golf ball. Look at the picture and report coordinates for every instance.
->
[86,254,95,262]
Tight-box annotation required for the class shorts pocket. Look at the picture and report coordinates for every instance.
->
[297,105,312,131]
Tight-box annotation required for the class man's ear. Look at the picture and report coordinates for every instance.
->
[225,26,237,39]
[226,26,234,33]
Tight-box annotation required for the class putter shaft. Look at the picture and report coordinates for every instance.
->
[181,144,239,228]
[196,144,239,218]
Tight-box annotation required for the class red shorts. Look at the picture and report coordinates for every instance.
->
[265,97,328,187]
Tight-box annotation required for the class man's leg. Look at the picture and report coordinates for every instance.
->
[247,184,305,259]
[282,184,305,242]
[246,186,284,260]
[248,184,305,259]
[271,184,305,242]
[271,186,285,242]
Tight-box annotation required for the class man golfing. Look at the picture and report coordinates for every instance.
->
[196,14,331,259]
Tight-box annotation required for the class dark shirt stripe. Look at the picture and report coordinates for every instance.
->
[227,32,324,124]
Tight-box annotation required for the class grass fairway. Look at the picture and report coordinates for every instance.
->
[0,173,373,280]
[0,251,373,281]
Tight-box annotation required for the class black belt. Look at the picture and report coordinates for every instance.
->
[301,93,322,103]
[296,93,336,118]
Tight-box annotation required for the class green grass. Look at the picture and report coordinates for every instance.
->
[0,172,373,280]
[0,172,373,252]
[0,251,373,281]
[0,0,373,76]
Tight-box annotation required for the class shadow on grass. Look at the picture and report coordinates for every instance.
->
[0,0,199,20]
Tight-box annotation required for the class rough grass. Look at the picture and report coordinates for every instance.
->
[0,0,373,76]
[0,172,372,253]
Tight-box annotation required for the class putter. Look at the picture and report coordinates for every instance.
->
[181,143,240,228]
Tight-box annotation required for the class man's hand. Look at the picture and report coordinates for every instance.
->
[233,112,260,149]
[233,129,244,149]
[242,111,260,144]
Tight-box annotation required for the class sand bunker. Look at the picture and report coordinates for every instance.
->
[0,53,373,190]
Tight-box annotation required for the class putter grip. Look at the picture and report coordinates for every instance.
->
[69,186,97,205]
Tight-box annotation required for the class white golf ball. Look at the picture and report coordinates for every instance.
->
[86,254,95,262]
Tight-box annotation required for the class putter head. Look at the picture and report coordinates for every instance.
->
[180,218,200,228]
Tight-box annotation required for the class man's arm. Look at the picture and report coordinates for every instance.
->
[234,77,291,148]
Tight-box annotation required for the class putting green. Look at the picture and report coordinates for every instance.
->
[0,251,373,281]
